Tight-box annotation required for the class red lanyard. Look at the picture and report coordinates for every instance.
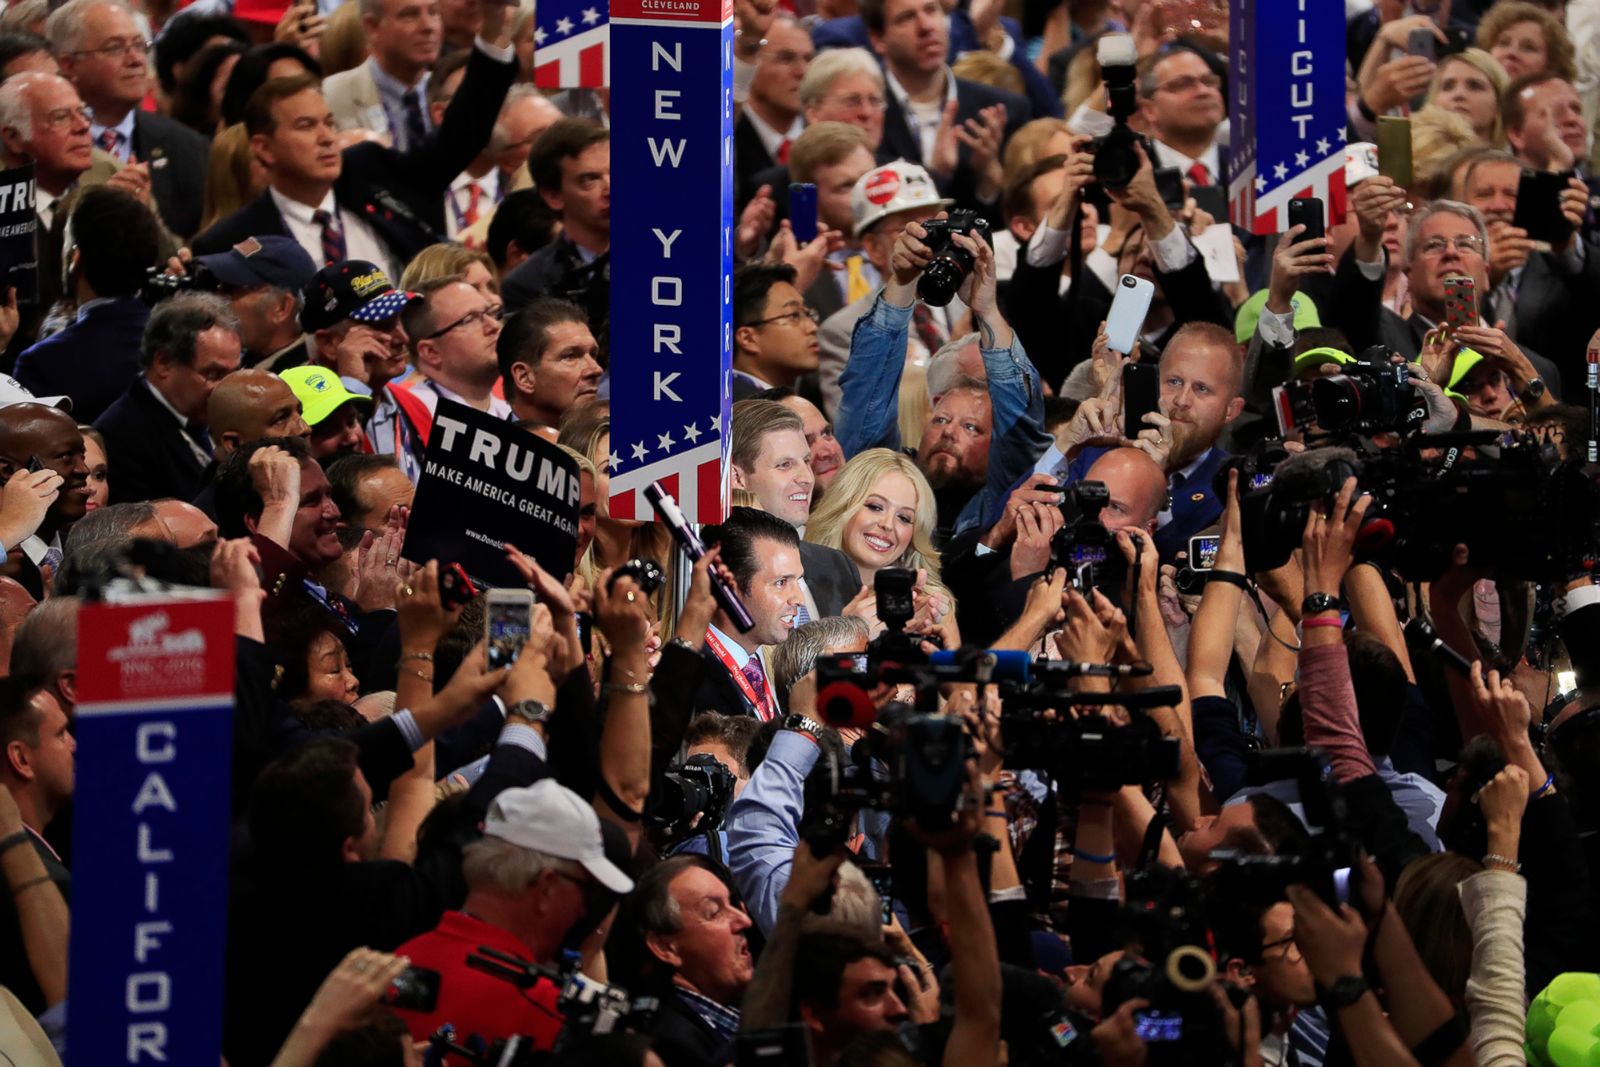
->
[704,628,776,721]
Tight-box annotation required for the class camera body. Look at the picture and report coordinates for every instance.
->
[1049,481,1129,596]
[1091,33,1152,190]
[608,557,665,595]
[917,210,991,307]
[1003,703,1180,791]
[1310,356,1421,437]
[651,752,737,841]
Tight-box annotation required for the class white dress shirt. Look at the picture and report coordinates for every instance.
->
[445,169,501,240]
[269,187,398,281]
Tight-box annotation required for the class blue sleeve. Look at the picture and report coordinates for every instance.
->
[1192,695,1251,803]
[725,731,820,935]
[835,295,912,458]
[955,334,1053,534]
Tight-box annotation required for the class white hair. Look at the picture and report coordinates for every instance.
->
[798,860,885,941]
[1403,199,1490,265]
[46,0,129,55]
[926,332,983,400]
[489,84,556,152]
[0,71,56,141]
[799,47,884,110]
[461,834,583,894]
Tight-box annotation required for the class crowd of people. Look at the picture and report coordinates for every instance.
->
[0,0,1595,1063]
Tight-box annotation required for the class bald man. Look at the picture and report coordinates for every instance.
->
[208,370,312,460]
[0,404,91,599]
[1082,447,1168,536]
[154,499,219,549]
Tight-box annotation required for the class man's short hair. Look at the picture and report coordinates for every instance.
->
[926,334,983,400]
[0,32,51,80]
[247,737,365,868]
[788,121,870,184]
[0,677,43,753]
[496,297,591,394]
[244,72,320,137]
[72,187,164,299]
[63,500,159,557]
[858,0,889,35]
[325,453,399,525]
[44,0,125,55]
[682,712,761,778]
[8,597,77,691]
[701,506,800,593]
[486,188,561,270]
[528,118,607,194]
[1451,147,1519,197]
[1501,69,1574,133]
[220,43,322,128]
[460,833,580,894]
[635,854,738,939]
[1402,199,1489,264]
[799,47,883,110]
[141,291,241,371]
[730,398,804,473]
[792,930,899,1011]
[152,14,250,93]
[398,275,463,355]
[733,262,799,333]
[1136,45,1209,99]
[1163,320,1244,396]
[771,616,871,701]
[215,436,311,537]
[1002,153,1065,226]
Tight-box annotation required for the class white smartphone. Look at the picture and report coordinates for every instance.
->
[1105,274,1156,356]
[485,588,535,669]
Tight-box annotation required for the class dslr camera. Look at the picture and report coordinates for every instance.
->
[1049,481,1129,597]
[1308,346,1422,437]
[1090,34,1154,189]
[650,752,737,845]
[1001,682,1183,792]
[917,210,991,307]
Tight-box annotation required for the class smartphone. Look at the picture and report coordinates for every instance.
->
[1513,168,1574,248]
[1377,115,1413,188]
[1122,362,1160,440]
[789,182,819,245]
[1188,535,1220,570]
[1105,273,1155,356]
[1133,1009,1184,1042]
[485,588,534,669]
[860,863,895,926]
[1443,275,1477,332]
[1406,26,1437,61]
[438,562,477,612]
[382,966,441,1013]
[1288,196,1325,244]
[1191,185,1227,224]
[1154,166,1186,213]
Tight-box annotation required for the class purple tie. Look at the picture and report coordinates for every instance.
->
[740,657,769,715]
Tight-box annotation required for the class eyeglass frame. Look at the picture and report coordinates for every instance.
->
[424,303,505,340]
[825,92,888,112]
[1416,234,1486,258]
[1259,935,1304,964]
[747,307,821,329]
[1154,73,1222,94]
[69,37,151,61]
[39,105,93,132]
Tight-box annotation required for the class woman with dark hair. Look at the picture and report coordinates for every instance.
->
[172,39,249,136]
[220,43,324,128]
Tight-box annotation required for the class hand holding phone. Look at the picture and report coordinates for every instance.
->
[1288,197,1325,244]
[486,588,534,669]
[1105,273,1155,356]
[1122,362,1160,441]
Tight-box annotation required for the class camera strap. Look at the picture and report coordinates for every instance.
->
[1136,806,1169,871]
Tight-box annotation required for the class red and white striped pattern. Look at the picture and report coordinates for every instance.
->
[1232,153,1348,236]
[608,440,729,524]
[534,24,609,89]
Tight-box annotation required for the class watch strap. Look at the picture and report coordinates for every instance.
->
[1301,592,1340,616]
[782,714,825,743]
[1321,974,1369,1009]
[507,699,553,724]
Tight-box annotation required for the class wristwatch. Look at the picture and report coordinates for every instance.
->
[1322,974,1369,1009]
[1519,378,1547,404]
[506,699,553,726]
[782,714,826,743]
[1301,592,1340,617]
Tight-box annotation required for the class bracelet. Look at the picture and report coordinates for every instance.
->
[10,874,51,896]
[1533,772,1556,799]
[603,681,650,695]
[1070,846,1115,864]
[0,830,29,859]
[667,636,697,653]
[984,809,1007,818]
[1208,570,1251,591]
[1482,853,1522,873]
[1301,617,1344,630]
[401,666,434,684]
[403,651,434,662]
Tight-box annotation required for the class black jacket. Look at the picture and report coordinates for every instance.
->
[692,644,765,719]
[133,111,211,240]
[880,74,1029,225]
[192,45,517,263]
[13,296,149,425]
[797,540,862,617]
[649,987,732,1067]
[93,377,211,505]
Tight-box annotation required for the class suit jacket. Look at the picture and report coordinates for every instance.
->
[323,61,385,138]
[14,295,149,424]
[880,74,1029,226]
[691,643,768,719]
[192,45,517,263]
[798,540,862,616]
[1509,246,1600,394]
[132,111,211,240]
[648,988,732,1067]
[93,376,211,505]
[804,263,848,323]
[734,112,778,199]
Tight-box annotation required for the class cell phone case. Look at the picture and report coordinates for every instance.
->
[1443,278,1477,332]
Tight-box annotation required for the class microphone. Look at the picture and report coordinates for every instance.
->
[644,482,754,633]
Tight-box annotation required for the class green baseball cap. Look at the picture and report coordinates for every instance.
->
[279,366,373,427]
[1292,345,1356,378]
[1444,347,1487,407]
[1235,289,1322,344]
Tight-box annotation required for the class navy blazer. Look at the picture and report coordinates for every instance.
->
[1065,444,1232,562]
[133,111,211,240]
[880,74,1030,228]
[13,296,149,425]
[93,376,211,505]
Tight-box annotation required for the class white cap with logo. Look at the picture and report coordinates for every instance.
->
[1345,142,1381,188]
[483,779,635,894]
[0,375,69,412]
[849,160,954,237]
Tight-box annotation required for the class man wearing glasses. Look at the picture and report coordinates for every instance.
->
[732,262,821,400]
[399,275,513,422]
[1139,48,1227,190]
[46,0,210,239]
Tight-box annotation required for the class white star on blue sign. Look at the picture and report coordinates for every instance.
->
[710,415,722,432]
[1294,150,1309,167]
[1273,162,1288,180]
[683,422,701,443]
[1315,138,1330,155]
[608,450,620,472]
[1255,175,1267,192]
[1337,128,1348,143]
[534,26,547,44]
[555,16,573,34]
[657,432,675,451]
[631,441,648,462]
[581,6,600,23]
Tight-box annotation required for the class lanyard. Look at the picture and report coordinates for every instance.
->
[704,629,776,720]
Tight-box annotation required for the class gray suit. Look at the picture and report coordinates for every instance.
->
[797,540,862,617]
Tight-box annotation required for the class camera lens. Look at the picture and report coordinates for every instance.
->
[1122,275,1137,288]
[1310,375,1363,431]
[918,258,963,306]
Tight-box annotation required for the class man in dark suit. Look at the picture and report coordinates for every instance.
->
[499,120,610,318]
[13,186,162,424]
[94,291,242,506]
[48,0,210,239]
[0,404,92,600]
[737,16,812,190]
[863,0,1029,224]
[192,0,518,273]
[692,508,807,720]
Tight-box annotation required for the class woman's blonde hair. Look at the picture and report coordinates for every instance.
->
[1476,1,1576,82]
[321,0,370,78]
[805,448,942,584]
[1002,116,1072,175]
[1394,852,1481,1006]
[1410,106,1480,192]
[202,122,260,231]
[1424,48,1511,147]
[950,51,1025,97]
[400,243,499,291]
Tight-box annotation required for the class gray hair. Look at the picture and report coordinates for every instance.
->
[140,291,240,371]
[490,84,554,152]
[771,615,871,698]
[0,0,48,36]
[799,47,883,111]
[63,500,159,557]
[460,834,582,895]
[45,0,127,55]
[926,333,983,400]
[10,595,78,685]
[1402,199,1489,265]
[799,860,883,941]
[0,71,51,140]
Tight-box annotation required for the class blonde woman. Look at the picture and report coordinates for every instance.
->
[399,244,501,305]
[805,448,942,589]
[201,123,263,231]
[1425,49,1510,147]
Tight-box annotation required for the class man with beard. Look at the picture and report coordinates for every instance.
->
[0,404,93,600]
[836,212,1049,539]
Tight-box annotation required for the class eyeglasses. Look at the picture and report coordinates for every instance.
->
[748,307,820,328]
[1417,234,1486,257]
[40,105,92,132]
[1260,935,1303,964]
[826,93,887,113]
[425,304,504,340]
[71,37,150,60]
[1155,73,1222,94]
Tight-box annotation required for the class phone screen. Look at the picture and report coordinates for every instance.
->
[1189,535,1220,569]
[1123,362,1160,439]
[486,595,533,669]
[1134,1010,1184,1042]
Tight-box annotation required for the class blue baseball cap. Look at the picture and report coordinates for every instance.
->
[300,260,419,332]
[196,236,318,294]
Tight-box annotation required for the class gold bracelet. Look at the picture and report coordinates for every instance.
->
[401,665,434,684]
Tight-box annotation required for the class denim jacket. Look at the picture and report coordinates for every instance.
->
[834,293,1052,535]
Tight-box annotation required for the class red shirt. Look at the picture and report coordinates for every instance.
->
[392,911,564,1055]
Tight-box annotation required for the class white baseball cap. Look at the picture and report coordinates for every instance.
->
[1346,142,1381,188]
[850,160,954,237]
[0,375,69,412]
[483,779,635,894]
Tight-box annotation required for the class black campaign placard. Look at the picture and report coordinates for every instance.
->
[401,399,579,587]
[0,165,36,305]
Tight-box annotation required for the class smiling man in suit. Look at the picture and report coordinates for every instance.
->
[47,0,210,239]
[190,0,517,276]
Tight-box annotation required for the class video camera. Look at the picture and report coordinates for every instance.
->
[1090,34,1155,190]
[917,210,991,307]
[1049,481,1129,597]
[1001,679,1182,792]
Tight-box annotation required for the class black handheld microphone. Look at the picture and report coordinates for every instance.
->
[644,481,755,633]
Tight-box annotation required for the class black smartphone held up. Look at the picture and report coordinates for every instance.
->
[1123,362,1161,440]
[1154,166,1186,213]
[1513,168,1574,248]
[860,863,895,926]
[1406,26,1437,61]
[1191,185,1227,224]
[382,966,441,1013]
[1288,196,1325,244]
[789,182,819,245]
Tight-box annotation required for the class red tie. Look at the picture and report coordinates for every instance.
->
[1187,161,1211,187]
[463,183,482,227]
[98,129,120,154]
[776,138,791,165]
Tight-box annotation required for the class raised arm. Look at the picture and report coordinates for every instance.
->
[591,567,656,844]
